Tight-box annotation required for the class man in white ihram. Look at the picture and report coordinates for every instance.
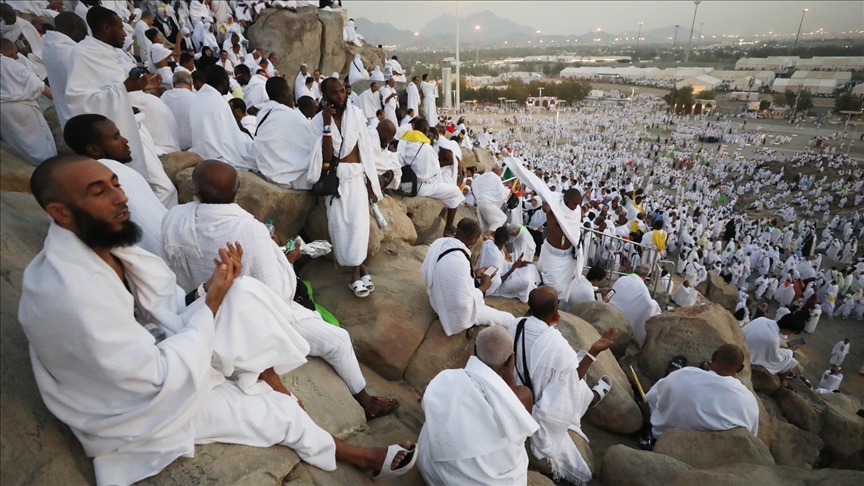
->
[743,312,807,389]
[608,264,662,347]
[161,159,401,420]
[509,286,616,485]
[379,76,399,126]
[830,338,850,366]
[41,11,88,130]
[421,218,514,336]
[417,326,538,485]
[420,73,438,121]
[19,155,417,486]
[472,166,510,233]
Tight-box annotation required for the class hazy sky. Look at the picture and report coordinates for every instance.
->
[347,1,863,37]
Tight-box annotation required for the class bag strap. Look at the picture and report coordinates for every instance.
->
[255,108,275,137]
[513,318,533,394]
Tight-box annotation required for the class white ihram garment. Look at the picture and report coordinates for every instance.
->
[159,87,196,150]
[398,140,464,208]
[646,367,759,438]
[379,85,399,126]
[418,356,539,485]
[477,240,539,303]
[743,317,799,374]
[190,84,256,170]
[829,341,850,366]
[0,56,56,165]
[672,284,697,307]
[0,17,46,78]
[254,101,320,189]
[161,202,367,394]
[421,80,438,121]
[348,54,368,85]
[137,117,179,208]
[472,171,510,233]
[817,371,842,393]
[19,224,334,486]
[242,74,269,107]
[307,104,382,267]
[421,238,514,336]
[406,82,420,115]
[41,31,76,129]
[508,316,594,484]
[128,91,181,155]
[609,275,658,346]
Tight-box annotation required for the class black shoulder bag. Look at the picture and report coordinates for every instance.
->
[312,121,345,198]
[513,318,533,394]
[393,144,421,197]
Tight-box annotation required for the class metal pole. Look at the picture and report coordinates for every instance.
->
[696,22,703,48]
[793,9,808,50]
[455,0,460,113]
[684,1,701,63]
[672,25,679,49]
[636,22,643,50]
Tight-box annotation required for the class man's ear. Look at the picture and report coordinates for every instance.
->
[45,201,73,226]
[83,143,103,159]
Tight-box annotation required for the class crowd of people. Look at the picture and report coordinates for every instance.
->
[2,1,863,485]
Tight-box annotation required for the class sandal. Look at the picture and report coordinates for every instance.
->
[372,444,417,481]
[591,375,612,408]
[361,274,375,293]
[378,170,394,190]
[365,396,399,420]
[350,280,369,298]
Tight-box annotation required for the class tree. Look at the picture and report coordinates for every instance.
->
[664,87,678,106]
[675,86,695,113]
[796,90,813,113]
[773,92,789,107]
[834,92,863,114]
[699,90,717,100]
[759,100,771,111]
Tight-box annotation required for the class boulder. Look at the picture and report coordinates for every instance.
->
[527,471,556,486]
[556,313,644,435]
[403,320,481,396]
[460,146,477,169]
[653,428,775,469]
[672,463,864,486]
[697,271,738,313]
[0,143,34,193]
[389,195,445,245]
[298,251,435,381]
[344,44,387,81]
[160,151,202,186]
[471,147,497,173]
[751,365,781,395]
[772,387,823,433]
[638,303,752,386]
[567,301,633,358]
[819,398,864,466]
[303,194,417,260]
[316,9,347,78]
[770,421,822,468]
[601,444,691,486]
[755,393,778,450]
[527,432,595,480]
[176,167,316,244]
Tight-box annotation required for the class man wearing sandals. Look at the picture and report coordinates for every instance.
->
[509,286,617,485]
[20,156,416,485]
[161,160,400,421]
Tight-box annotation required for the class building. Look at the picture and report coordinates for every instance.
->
[676,75,722,94]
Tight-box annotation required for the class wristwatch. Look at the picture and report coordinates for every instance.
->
[323,125,332,133]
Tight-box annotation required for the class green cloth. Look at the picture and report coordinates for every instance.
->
[303,280,340,327]
[503,167,515,180]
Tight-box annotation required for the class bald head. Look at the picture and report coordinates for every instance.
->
[192,160,239,204]
[528,286,559,324]
[710,343,746,377]
[55,11,88,43]
[30,155,93,209]
[376,120,396,147]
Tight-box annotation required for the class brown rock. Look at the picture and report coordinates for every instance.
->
[770,421,822,468]
[404,321,482,395]
[160,151,202,186]
[751,365,781,395]
[246,8,321,99]
[601,444,691,486]
[0,143,35,193]
[461,146,477,169]
[568,301,633,358]
[653,428,775,469]
[672,463,864,486]
[773,387,823,433]
[316,9,347,78]
[819,398,864,466]
[471,147,497,173]
[527,432,595,480]
[698,271,738,313]
[344,45,386,80]
[390,195,445,245]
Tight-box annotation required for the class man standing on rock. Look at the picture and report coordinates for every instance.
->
[407,76,421,117]
[509,286,616,485]
[420,73,438,122]
[20,155,417,485]
[646,344,759,438]
[310,77,383,298]
[421,218,514,336]
[379,76,399,126]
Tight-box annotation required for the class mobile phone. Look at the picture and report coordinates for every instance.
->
[787,338,805,348]
[484,266,498,277]
[606,289,616,298]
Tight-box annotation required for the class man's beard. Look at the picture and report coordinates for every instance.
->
[70,204,142,249]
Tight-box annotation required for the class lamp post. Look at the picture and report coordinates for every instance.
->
[455,0,460,112]
[672,24,679,49]
[475,25,480,64]
[793,8,809,50]
[684,1,701,63]
[636,21,643,50]
[536,30,541,46]
[696,22,703,48]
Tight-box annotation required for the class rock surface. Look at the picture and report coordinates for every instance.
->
[471,147,497,173]
[653,428,775,469]
[770,421,822,468]
[601,445,691,486]
[568,301,633,358]
[390,195,446,246]
[160,151,202,186]
[0,143,35,193]
[697,271,738,313]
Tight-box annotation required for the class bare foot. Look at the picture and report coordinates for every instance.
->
[372,441,413,476]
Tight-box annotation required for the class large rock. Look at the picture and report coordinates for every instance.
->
[0,143,35,193]
[751,365,781,395]
[298,250,435,381]
[653,428,775,469]
[316,8,347,77]
[567,301,633,358]
[819,398,864,467]
[247,8,322,99]
[460,146,477,169]
[556,313,644,435]
[697,271,737,313]
[601,444,691,486]
[176,167,316,244]
[160,151,202,186]
[638,303,752,386]
[404,320,482,396]
[772,387,823,433]
[303,194,417,260]
[344,44,386,81]
[672,463,864,486]
[770,421,822,468]
[471,147,497,173]
[389,195,445,245]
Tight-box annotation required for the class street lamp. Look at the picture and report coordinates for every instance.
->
[636,21,643,50]
[455,1,460,112]
[536,30,541,46]
[696,22,703,48]
[684,1,701,63]
[672,24,679,49]
[475,25,480,64]
[793,8,809,50]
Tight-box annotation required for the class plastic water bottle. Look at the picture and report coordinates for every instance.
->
[265,218,276,239]
[371,203,388,229]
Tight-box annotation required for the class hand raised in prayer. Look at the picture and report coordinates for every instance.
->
[204,248,237,315]
[589,328,618,356]
[217,241,244,278]
[143,73,162,91]
[512,257,528,269]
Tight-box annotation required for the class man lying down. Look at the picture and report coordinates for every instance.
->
[18,155,416,485]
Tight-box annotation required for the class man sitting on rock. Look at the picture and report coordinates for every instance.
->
[608,264,662,347]
[161,159,400,420]
[509,285,616,485]
[671,279,698,307]
[476,226,541,303]
[645,344,759,438]
[421,218,514,336]
[743,311,807,389]
[417,326,539,485]
[472,166,510,234]
[19,156,416,486]
[816,366,843,394]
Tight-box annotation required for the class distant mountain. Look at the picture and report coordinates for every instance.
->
[419,10,535,43]
[353,17,417,46]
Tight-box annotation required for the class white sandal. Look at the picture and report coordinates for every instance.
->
[349,280,369,298]
[372,444,417,481]
[591,375,612,408]
[361,274,375,293]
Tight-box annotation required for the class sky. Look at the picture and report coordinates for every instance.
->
[347,1,864,37]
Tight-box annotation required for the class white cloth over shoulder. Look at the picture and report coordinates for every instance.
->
[472,171,510,233]
[0,55,56,165]
[254,101,320,188]
[672,284,698,307]
[609,275,658,346]
[646,367,759,438]
[41,30,76,128]
[159,87,196,150]
[190,84,256,170]
[422,238,485,336]
[418,356,539,486]
[348,54,368,85]
[743,317,799,375]
[128,91,181,155]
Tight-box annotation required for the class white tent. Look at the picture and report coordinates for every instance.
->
[852,84,864,96]
[676,75,722,94]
